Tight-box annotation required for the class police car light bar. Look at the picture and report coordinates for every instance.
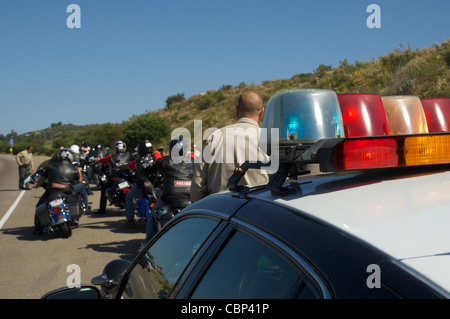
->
[228,89,450,195]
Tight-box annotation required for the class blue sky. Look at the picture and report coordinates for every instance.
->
[0,0,449,136]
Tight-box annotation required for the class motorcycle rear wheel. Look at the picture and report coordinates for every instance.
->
[59,222,72,238]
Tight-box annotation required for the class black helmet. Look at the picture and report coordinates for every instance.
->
[169,138,187,156]
[55,149,74,163]
[93,144,102,151]
[81,142,90,154]
[137,140,153,156]
[114,140,127,153]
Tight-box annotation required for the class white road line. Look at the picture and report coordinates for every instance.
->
[0,190,25,230]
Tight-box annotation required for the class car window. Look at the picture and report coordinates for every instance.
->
[190,230,310,299]
[121,217,218,299]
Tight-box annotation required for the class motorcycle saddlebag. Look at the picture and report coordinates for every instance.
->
[67,194,82,220]
[106,187,119,205]
[36,202,51,228]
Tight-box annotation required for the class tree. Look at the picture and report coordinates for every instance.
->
[14,137,46,155]
[51,122,63,128]
[165,93,185,108]
[52,132,75,150]
[122,114,171,150]
[74,123,123,149]
[314,64,332,77]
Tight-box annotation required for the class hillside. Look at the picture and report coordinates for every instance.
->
[2,39,449,155]
[156,39,449,138]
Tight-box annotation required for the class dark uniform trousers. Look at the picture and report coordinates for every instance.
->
[19,165,31,189]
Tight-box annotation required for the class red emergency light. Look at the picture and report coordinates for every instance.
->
[332,137,398,170]
[421,98,450,133]
[338,93,390,137]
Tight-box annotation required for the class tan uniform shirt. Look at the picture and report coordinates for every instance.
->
[191,117,270,202]
[16,150,34,171]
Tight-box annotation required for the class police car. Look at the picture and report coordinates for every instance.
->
[43,90,450,299]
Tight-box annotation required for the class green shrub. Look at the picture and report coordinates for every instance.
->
[197,91,226,110]
[122,114,171,149]
[165,93,185,108]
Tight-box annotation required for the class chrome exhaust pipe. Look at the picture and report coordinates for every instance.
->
[47,227,54,235]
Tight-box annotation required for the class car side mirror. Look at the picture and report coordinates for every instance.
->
[91,259,132,297]
[41,285,101,299]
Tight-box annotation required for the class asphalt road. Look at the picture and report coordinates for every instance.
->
[0,154,146,299]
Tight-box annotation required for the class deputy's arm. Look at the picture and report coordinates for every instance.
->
[190,162,209,202]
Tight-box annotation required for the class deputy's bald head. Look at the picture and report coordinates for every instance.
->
[236,91,263,119]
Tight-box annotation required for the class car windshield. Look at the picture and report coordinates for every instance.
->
[121,217,218,299]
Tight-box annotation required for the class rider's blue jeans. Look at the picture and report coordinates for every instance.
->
[143,197,167,245]
[125,185,145,220]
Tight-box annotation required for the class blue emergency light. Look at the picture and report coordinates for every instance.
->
[261,89,344,146]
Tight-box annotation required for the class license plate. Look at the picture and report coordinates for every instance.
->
[118,181,129,189]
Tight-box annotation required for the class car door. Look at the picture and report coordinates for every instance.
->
[180,220,329,299]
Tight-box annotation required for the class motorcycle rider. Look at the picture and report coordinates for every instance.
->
[32,149,89,235]
[70,144,93,195]
[95,141,132,214]
[144,137,193,244]
[119,140,162,229]
[89,144,110,186]
[79,142,94,184]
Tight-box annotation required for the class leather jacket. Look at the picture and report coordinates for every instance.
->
[43,160,80,192]
[135,154,157,189]
[156,155,193,202]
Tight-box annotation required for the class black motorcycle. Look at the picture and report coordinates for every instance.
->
[35,189,85,238]
[132,162,163,223]
[27,170,86,238]
[86,156,107,188]
[106,169,135,209]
